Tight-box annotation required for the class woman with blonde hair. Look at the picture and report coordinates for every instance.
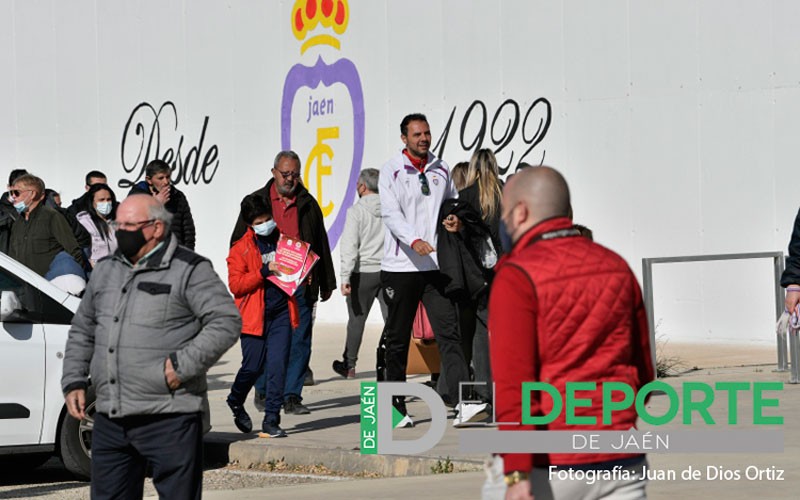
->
[441,148,503,420]
[451,161,470,191]
[464,148,503,231]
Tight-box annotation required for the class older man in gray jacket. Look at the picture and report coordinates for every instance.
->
[61,194,240,500]
[332,168,388,378]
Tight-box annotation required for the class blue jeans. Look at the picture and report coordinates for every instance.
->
[256,287,313,403]
[231,308,291,421]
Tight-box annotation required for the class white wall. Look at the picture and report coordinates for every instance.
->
[1,0,796,344]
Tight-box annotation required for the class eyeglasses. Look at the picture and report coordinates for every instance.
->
[418,173,430,196]
[9,189,32,198]
[110,219,155,231]
[275,170,301,180]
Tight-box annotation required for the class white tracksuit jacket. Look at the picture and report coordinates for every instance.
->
[379,150,457,273]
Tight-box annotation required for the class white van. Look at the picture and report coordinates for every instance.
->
[0,252,92,478]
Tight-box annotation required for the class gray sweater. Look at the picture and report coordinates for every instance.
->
[61,234,241,417]
[340,194,384,284]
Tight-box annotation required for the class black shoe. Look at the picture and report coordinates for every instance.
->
[253,391,266,413]
[283,395,311,415]
[332,360,356,379]
[226,396,253,433]
[260,422,287,438]
[304,368,315,386]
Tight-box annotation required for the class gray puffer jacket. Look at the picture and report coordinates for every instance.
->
[61,234,241,417]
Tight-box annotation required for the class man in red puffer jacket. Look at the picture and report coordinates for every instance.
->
[489,166,654,500]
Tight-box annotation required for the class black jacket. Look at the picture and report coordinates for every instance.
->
[44,196,91,249]
[129,182,196,250]
[457,183,503,255]
[66,191,92,218]
[782,207,800,286]
[8,204,85,276]
[437,199,493,300]
[0,194,18,253]
[230,179,336,303]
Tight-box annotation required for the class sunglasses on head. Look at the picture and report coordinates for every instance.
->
[418,173,430,196]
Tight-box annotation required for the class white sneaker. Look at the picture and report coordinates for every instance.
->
[394,414,415,429]
[453,402,489,427]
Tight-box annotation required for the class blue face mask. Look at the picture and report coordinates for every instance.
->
[253,220,277,237]
[499,218,514,254]
[13,200,26,215]
[96,201,112,216]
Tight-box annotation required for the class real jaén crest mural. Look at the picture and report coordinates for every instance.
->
[281,0,364,250]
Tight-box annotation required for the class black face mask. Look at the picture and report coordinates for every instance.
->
[499,218,514,254]
[115,228,147,260]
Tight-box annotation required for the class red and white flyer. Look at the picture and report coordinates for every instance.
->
[267,235,318,295]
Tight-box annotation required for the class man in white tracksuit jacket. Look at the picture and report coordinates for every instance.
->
[333,168,388,378]
[378,113,488,428]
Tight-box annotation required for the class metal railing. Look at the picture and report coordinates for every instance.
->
[789,324,800,384]
[641,252,794,380]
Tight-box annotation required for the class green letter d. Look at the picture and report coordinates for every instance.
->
[522,382,562,425]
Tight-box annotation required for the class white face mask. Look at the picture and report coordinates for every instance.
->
[96,201,112,216]
[253,220,277,237]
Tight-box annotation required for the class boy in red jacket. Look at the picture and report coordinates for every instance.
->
[226,194,298,438]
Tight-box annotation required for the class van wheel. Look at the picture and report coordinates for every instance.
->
[59,386,95,480]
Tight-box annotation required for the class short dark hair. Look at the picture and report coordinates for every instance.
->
[85,170,107,186]
[145,160,171,178]
[240,194,272,225]
[400,113,428,136]
[8,169,28,186]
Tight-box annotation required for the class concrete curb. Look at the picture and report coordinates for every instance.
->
[203,438,232,466]
[226,440,483,477]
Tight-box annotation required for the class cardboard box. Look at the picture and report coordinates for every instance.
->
[406,338,441,374]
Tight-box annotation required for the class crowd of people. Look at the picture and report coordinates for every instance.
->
[0,164,198,295]
[48,111,658,499]
[328,113,655,500]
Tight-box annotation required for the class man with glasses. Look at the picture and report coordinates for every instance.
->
[378,113,487,428]
[7,174,85,277]
[62,194,240,500]
[231,150,336,416]
[0,169,27,252]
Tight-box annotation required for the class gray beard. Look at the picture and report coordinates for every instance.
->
[276,183,297,196]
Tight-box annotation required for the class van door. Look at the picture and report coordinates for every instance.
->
[0,268,46,446]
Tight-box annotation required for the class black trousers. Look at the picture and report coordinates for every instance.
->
[91,412,203,500]
[458,293,493,403]
[380,271,469,412]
